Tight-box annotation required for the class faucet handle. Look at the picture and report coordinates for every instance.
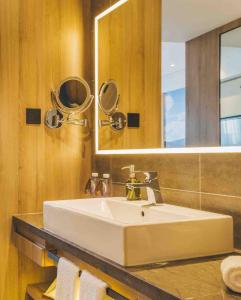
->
[144,171,158,182]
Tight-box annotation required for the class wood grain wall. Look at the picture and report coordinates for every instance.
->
[0,0,92,299]
[186,17,241,146]
[97,0,161,150]
[186,30,220,146]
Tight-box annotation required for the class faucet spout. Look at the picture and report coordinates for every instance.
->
[126,171,163,204]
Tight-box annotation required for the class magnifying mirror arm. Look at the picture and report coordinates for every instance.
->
[99,116,122,127]
[45,109,89,128]
[59,117,88,127]
[51,90,56,106]
[99,119,111,127]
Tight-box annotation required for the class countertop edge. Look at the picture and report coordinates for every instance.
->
[12,215,180,300]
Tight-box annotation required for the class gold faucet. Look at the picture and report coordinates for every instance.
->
[113,170,163,205]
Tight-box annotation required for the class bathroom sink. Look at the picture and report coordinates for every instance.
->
[43,197,233,266]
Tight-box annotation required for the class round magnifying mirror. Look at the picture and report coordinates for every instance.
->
[55,77,92,114]
[99,80,119,116]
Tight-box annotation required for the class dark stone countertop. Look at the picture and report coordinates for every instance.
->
[13,213,241,300]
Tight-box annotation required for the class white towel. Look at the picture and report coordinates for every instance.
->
[56,257,80,300]
[79,270,107,300]
[221,256,241,293]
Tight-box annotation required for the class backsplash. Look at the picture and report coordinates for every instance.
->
[94,153,241,248]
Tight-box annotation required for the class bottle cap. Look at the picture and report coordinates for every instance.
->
[92,172,99,177]
[103,174,110,179]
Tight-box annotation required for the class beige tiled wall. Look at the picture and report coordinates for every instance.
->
[94,153,241,248]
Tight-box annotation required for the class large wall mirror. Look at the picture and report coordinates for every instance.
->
[95,0,241,154]
[220,26,241,146]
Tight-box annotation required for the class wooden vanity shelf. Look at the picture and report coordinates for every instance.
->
[26,283,51,300]
[14,232,55,267]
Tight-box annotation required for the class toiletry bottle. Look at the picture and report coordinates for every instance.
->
[121,165,141,200]
[84,177,91,194]
[101,174,111,197]
[90,172,99,195]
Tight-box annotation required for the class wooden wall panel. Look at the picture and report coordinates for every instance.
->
[0,0,92,299]
[0,1,19,299]
[18,0,92,213]
[186,30,220,147]
[97,0,161,150]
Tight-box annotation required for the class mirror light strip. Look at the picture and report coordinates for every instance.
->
[95,147,241,155]
[95,0,128,21]
[95,0,241,155]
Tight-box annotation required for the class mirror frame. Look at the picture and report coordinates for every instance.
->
[55,76,92,114]
[94,0,241,154]
[99,80,120,116]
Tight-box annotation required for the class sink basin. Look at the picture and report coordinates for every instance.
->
[43,197,233,266]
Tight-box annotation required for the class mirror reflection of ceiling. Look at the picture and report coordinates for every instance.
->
[162,42,185,93]
[162,0,241,42]
[162,1,241,92]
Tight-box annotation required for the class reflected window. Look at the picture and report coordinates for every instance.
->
[220,26,241,146]
[163,88,186,147]
[162,42,186,147]
[221,117,241,146]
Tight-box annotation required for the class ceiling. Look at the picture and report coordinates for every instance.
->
[163,0,241,42]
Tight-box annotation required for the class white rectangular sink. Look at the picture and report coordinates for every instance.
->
[43,197,233,266]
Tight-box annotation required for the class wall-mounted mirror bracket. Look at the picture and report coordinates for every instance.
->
[60,115,88,127]
[99,112,127,131]
[45,77,93,129]
[45,109,89,129]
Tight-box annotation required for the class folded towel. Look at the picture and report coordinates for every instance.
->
[79,270,107,300]
[221,256,241,293]
[56,257,80,300]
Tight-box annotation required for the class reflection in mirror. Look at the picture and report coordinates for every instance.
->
[99,80,126,131]
[59,80,87,109]
[220,26,241,146]
[99,80,119,116]
[97,0,161,150]
[162,0,241,148]
[96,0,241,152]
[162,40,186,148]
[55,77,93,114]
[109,112,127,131]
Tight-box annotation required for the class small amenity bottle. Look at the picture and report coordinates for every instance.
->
[85,173,99,195]
[101,174,111,196]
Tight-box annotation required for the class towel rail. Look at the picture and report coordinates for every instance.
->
[48,251,129,300]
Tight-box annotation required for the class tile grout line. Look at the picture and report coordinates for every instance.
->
[160,187,241,200]
[160,187,200,194]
